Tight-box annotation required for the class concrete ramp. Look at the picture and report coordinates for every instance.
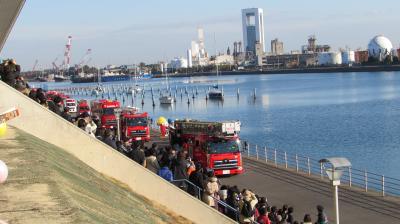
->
[0,0,25,52]
[0,81,234,224]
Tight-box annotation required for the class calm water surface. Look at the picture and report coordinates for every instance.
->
[38,72,400,178]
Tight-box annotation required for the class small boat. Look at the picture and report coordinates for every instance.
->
[159,95,174,104]
[208,87,224,99]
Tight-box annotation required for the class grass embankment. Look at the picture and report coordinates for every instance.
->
[0,127,191,224]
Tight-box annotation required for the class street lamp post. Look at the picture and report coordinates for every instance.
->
[319,157,351,224]
[114,108,122,141]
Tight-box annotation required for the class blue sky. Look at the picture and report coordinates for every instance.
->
[1,0,399,70]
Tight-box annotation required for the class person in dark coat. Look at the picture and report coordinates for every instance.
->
[171,151,189,191]
[226,186,241,222]
[48,96,63,115]
[316,205,328,224]
[61,107,73,122]
[0,59,20,87]
[102,129,117,149]
[129,144,146,166]
[287,207,294,224]
[188,162,204,198]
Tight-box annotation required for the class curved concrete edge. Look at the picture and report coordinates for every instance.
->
[0,81,235,224]
[0,0,25,52]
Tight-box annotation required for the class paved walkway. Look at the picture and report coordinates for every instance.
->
[150,129,400,223]
[221,157,400,224]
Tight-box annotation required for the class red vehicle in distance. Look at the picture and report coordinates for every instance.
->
[170,119,243,176]
[90,99,120,129]
[120,107,150,143]
[78,100,91,115]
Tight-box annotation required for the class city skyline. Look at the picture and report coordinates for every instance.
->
[1,0,399,69]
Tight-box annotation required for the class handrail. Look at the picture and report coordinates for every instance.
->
[171,179,260,224]
[243,142,400,197]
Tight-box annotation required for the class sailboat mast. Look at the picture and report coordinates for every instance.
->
[214,33,219,86]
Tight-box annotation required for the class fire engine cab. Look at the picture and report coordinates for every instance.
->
[120,107,150,143]
[170,119,243,176]
[90,100,120,129]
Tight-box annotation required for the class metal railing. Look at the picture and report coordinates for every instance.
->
[244,143,400,197]
[171,179,259,224]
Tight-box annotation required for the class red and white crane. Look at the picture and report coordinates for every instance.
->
[61,35,72,70]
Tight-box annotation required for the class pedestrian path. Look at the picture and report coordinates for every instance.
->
[221,157,400,223]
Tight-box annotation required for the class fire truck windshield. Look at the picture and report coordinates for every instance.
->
[80,106,89,110]
[207,140,241,154]
[127,117,148,127]
[102,108,115,115]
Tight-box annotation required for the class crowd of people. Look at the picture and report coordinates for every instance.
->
[116,140,329,224]
[1,59,329,224]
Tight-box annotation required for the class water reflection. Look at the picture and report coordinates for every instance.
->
[42,71,400,178]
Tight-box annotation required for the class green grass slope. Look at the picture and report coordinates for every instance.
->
[0,127,191,224]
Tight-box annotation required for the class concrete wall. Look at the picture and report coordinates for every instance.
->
[0,0,25,52]
[0,81,234,224]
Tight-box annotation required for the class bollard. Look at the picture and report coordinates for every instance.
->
[382,175,385,197]
[349,167,352,187]
[307,157,311,176]
[284,152,288,169]
[295,154,299,172]
[365,170,368,192]
[264,146,267,163]
[320,163,323,179]
[274,149,277,167]
[256,145,259,160]
[247,143,250,157]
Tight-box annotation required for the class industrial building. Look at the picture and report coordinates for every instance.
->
[262,53,317,68]
[271,38,284,55]
[170,57,188,69]
[242,8,265,54]
[301,36,330,54]
[189,28,209,66]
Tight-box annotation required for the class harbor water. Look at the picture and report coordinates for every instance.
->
[36,71,400,178]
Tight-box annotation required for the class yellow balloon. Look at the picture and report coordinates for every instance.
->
[157,117,167,125]
[0,123,6,137]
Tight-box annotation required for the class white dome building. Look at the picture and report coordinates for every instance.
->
[368,35,393,61]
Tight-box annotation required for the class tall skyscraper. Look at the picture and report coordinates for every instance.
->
[242,8,265,54]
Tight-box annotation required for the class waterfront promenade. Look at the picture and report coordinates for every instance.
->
[148,129,400,223]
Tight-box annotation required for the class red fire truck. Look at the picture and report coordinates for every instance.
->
[90,100,120,129]
[170,119,243,176]
[120,107,150,143]
[78,100,91,115]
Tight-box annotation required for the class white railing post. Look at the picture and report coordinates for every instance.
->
[320,162,323,179]
[349,167,352,187]
[264,146,268,163]
[307,157,311,176]
[256,145,259,160]
[284,152,288,169]
[274,149,277,167]
[365,170,368,192]
[247,143,250,157]
[382,175,385,197]
[295,154,299,172]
